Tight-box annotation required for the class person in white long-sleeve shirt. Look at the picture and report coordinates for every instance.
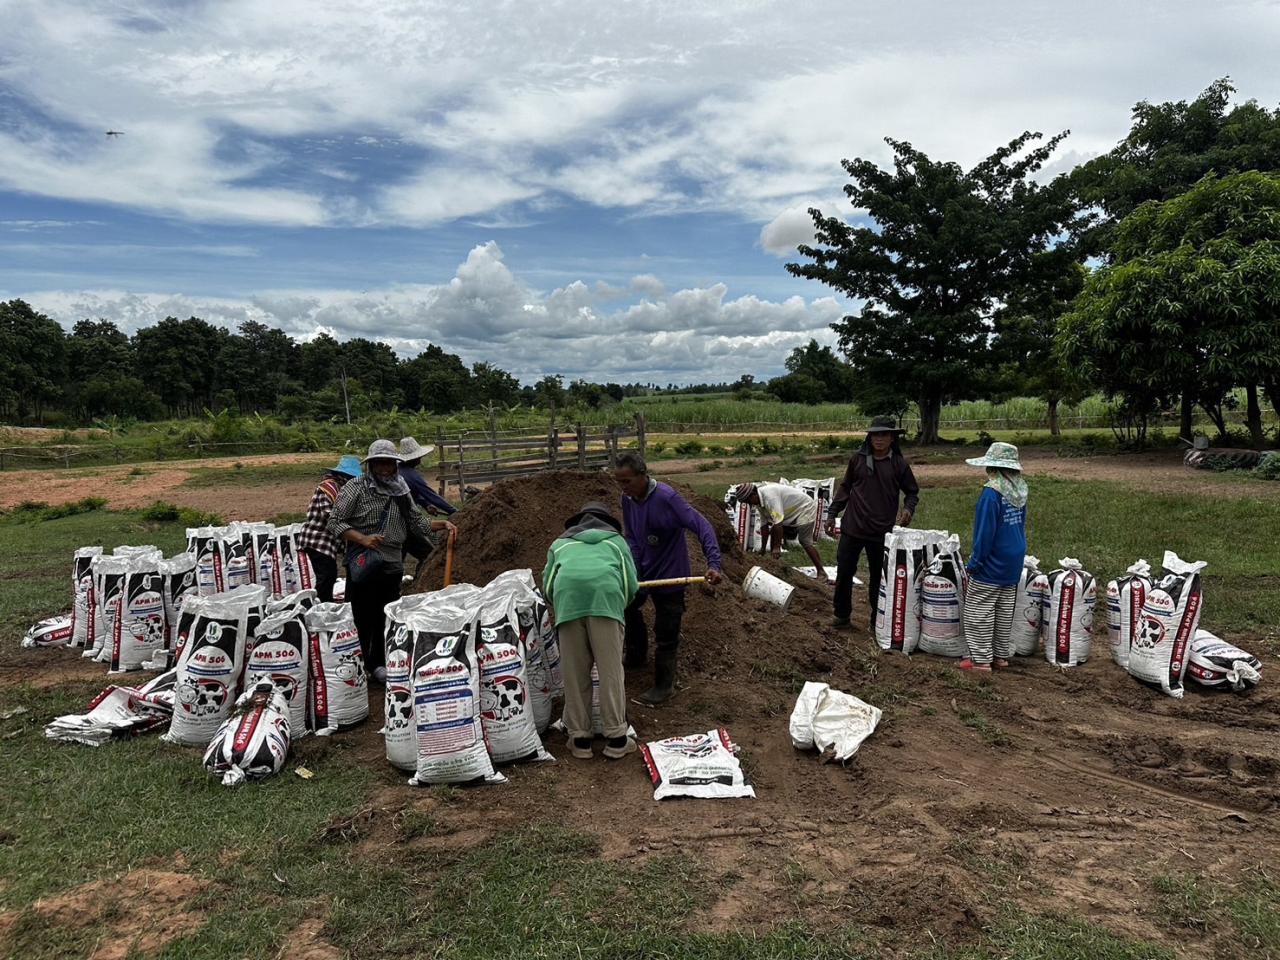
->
[734,482,827,581]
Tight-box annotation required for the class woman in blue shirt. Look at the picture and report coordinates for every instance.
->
[960,443,1027,672]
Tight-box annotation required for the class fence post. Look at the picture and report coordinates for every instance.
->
[455,435,466,495]
[606,425,618,467]
[488,406,499,474]
[548,425,558,469]
[63,449,71,469]
[576,423,586,469]
[635,413,646,459]
[436,428,448,495]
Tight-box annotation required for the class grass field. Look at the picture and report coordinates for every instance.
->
[1,456,1277,959]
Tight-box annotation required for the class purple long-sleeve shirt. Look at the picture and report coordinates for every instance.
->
[621,481,722,592]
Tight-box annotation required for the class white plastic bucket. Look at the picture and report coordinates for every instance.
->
[743,565,794,611]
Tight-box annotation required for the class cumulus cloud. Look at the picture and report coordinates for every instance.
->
[27,242,846,383]
[759,203,821,257]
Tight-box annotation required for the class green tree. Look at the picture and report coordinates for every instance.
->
[532,375,566,411]
[1060,171,1280,447]
[765,371,826,405]
[400,345,471,413]
[340,338,403,409]
[471,361,520,407]
[774,339,856,403]
[787,133,1080,442]
[1071,78,1280,254]
[132,317,229,416]
[0,299,66,422]
[992,261,1088,436]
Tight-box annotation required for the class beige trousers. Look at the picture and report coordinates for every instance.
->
[557,615,627,740]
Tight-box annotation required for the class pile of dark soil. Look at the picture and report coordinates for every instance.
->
[411,470,843,678]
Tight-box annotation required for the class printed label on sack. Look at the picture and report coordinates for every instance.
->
[1055,577,1075,663]
[1168,587,1200,686]
[891,557,907,651]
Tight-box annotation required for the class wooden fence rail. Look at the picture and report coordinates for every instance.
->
[434,413,647,498]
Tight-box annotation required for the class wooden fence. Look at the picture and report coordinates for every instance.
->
[434,414,647,497]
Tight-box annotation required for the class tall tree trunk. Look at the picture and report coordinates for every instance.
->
[1245,384,1264,449]
[917,396,941,445]
[1047,396,1060,437]
[1201,402,1229,442]
[1179,393,1194,442]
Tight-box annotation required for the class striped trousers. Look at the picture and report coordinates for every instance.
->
[963,579,1016,664]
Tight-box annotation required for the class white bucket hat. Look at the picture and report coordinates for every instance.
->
[398,436,435,460]
[965,441,1022,472]
[362,438,404,463]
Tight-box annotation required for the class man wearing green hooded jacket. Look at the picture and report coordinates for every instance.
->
[542,501,639,760]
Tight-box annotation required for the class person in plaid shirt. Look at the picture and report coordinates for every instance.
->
[298,455,361,602]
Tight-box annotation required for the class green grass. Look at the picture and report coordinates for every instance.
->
[0,508,190,640]
[181,459,334,488]
[1153,871,1280,957]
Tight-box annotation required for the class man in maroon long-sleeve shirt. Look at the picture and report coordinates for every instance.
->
[825,416,920,629]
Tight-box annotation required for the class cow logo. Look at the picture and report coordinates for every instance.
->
[176,678,228,715]
[1134,615,1165,650]
[333,652,365,686]
[481,676,525,721]
[385,685,413,730]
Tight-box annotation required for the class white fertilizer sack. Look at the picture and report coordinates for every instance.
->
[809,687,881,762]
[1128,552,1205,698]
[1011,556,1048,657]
[70,547,102,648]
[87,555,131,661]
[246,609,311,735]
[164,590,260,747]
[202,681,292,787]
[23,615,73,649]
[159,553,198,656]
[1106,560,1153,669]
[304,602,368,733]
[478,628,552,765]
[110,556,166,672]
[789,681,829,749]
[222,524,256,590]
[189,525,227,595]
[407,612,504,785]
[1187,630,1262,692]
[381,598,423,771]
[1043,559,1095,667]
[875,527,930,655]
[918,536,967,658]
[480,570,556,731]
[45,673,175,746]
[268,525,314,598]
[641,728,755,801]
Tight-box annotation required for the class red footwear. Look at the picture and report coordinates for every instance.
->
[957,658,992,673]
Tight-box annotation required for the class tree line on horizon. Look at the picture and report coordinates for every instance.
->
[4,79,1280,447]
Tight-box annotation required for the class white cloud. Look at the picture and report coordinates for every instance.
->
[759,203,821,257]
[26,242,845,383]
[4,0,1276,229]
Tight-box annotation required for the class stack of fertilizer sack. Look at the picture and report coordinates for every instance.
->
[382,569,561,786]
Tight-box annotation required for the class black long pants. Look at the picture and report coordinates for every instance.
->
[346,568,401,673]
[304,549,338,603]
[833,534,884,622]
[624,589,686,662]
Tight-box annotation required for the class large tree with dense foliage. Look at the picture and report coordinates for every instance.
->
[1059,171,1280,446]
[766,339,856,405]
[0,300,65,422]
[787,133,1081,442]
[1071,78,1280,255]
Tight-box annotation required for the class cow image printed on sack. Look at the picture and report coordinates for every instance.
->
[641,727,755,801]
[202,681,291,787]
[304,602,368,733]
[1042,558,1096,667]
[408,614,505,785]
[246,609,311,736]
[874,527,926,654]
[1187,630,1262,692]
[1106,560,1153,669]
[87,555,131,661]
[111,557,167,672]
[1011,556,1049,657]
[70,547,103,648]
[1127,552,1205,698]
[918,535,967,657]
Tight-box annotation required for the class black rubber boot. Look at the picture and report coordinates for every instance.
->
[639,649,677,705]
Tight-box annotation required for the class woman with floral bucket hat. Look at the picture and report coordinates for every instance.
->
[960,442,1028,672]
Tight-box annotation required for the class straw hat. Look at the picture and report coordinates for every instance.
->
[361,439,404,463]
[965,442,1023,472]
[398,436,435,461]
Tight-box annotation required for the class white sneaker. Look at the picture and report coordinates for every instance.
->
[603,737,637,760]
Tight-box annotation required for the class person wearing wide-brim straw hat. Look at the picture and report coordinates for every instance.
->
[825,415,920,631]
[328,440,456,683]
[958,442,1028,673]
[297,455,363,603]
[397,436,456,517]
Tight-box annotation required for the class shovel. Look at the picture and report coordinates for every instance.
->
[443,528,457,587]
[635,576,706,589]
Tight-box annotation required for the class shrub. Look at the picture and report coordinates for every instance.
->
[140,500,224,526]
[674,439,704,456]
[1253,452,1280,481]
[3,497,107,522]
[695,460,723,472]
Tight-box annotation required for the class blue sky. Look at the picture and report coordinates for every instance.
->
[2,0,1278,384]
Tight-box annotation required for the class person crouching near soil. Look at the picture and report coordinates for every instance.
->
[542,502,639,760]
[734,482,827,581]
[328,440,456,684]
[297,455,361,602]
[959,442,1028,673]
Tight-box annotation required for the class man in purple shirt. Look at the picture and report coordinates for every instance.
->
[616,452,723,704]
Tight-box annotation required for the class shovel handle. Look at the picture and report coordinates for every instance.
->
[636,576,706,589]
[443,529,457,587]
